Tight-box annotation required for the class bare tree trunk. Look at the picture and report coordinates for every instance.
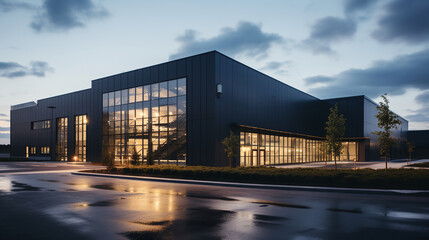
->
[408,152,411,165]
[335,156,337,170]
[385,156,387,173]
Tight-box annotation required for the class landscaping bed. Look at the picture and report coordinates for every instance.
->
[85,165,429,190]
[409,162,429,168]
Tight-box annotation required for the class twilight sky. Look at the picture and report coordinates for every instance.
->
[0,0,429,144]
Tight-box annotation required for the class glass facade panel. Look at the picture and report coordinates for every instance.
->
[102,78,186,165]
[31,120,50,130]
[75,115,87,162]
[136,86,143,102]
[239,131,359,166]
[56,117,68,161]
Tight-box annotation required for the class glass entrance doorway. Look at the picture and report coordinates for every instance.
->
[259,150,265,166]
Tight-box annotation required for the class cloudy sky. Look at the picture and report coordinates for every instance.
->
[0,0,428,144]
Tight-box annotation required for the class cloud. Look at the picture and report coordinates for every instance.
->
[0,113,7,117]
[372,0,429,44]
[0,133,9,138]
[302,17,357,54]
[0,119,10,122]
[344,0,379,17]
[170,21,284,60]
[261,61,291,75]
[31,0,108,32]
[0,127,9,131]
[406,91,429,122]
[0,61,53,78]
[0,0,35,12]
[305,49,429,98]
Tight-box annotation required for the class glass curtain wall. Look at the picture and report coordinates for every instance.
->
[75,115,87,162]
[102,78,186,165]
[240,131,358,166]
[56,117,68,161]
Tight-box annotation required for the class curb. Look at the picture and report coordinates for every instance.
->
[71,171,429,196]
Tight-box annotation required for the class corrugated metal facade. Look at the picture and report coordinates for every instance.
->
[10,51,409,165]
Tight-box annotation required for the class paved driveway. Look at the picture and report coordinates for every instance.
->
[1,162,428,240]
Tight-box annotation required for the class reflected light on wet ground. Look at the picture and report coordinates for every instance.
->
[0,178,11,192]
[1,172,429,240]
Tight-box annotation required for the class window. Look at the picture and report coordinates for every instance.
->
[30,147,36,155]
[102,78,187,165]
[41,147,50,154]
[239,131,358,166]
[31,120,50,130]
[75,115,87,162]
[56,117,68,161]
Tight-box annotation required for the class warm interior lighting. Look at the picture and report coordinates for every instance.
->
[73,156,78,161]
[155,113,159,117]
[241,146,251,151]
[84,118,88,124]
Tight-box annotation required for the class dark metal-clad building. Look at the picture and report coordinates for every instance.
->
[408,130,429,159]
[10,51,409,166]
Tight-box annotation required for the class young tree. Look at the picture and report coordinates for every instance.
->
[222,131,240,168]
[325,104,346,170]
[102,145,115,171]
[130,147,141,166]
[372,94,402,172]
[319,140,331,168]
[407,141,415,165]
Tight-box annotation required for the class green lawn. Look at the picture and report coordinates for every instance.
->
[86,165,429,190]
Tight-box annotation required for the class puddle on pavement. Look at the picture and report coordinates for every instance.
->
[72,203,89,208]
[327,208,362,214]
[252,200,310,209]
[132,220,172,226]
[253,220,282,227]
[124,207,236,240]
[184,191,238,201]
[38,179,59,183]
[90,184,116,191]
[88,199,117,207]
[11,181,42,192]
[62,188,78,192]
[253,214,287,221]
[386,211,429,220]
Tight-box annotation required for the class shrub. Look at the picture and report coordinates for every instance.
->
[92,165,429,190]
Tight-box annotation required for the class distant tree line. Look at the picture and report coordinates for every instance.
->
[0,144,10,154]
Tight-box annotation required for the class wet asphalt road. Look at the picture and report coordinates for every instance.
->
[1,163,429,240]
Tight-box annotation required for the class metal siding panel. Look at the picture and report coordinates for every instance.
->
[142,68,150,85]
[167,61,177,79]
[128,71,136,87]
[135,69,142,86]
[159,64,167,81]
[150,66,158,84]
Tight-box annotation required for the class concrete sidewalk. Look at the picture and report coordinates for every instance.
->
[274,159,429,169]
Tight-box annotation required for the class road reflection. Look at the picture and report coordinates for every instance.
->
[1,172,429,240]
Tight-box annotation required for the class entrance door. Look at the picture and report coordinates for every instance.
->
[252,150,258,166]
[259,150,265,166]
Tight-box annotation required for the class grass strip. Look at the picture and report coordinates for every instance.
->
[84,165,429,190]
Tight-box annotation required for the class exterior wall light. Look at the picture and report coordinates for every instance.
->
[73,156,78,161]
[216,83,223,98]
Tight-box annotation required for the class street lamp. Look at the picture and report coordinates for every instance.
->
[47,106,56,161]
